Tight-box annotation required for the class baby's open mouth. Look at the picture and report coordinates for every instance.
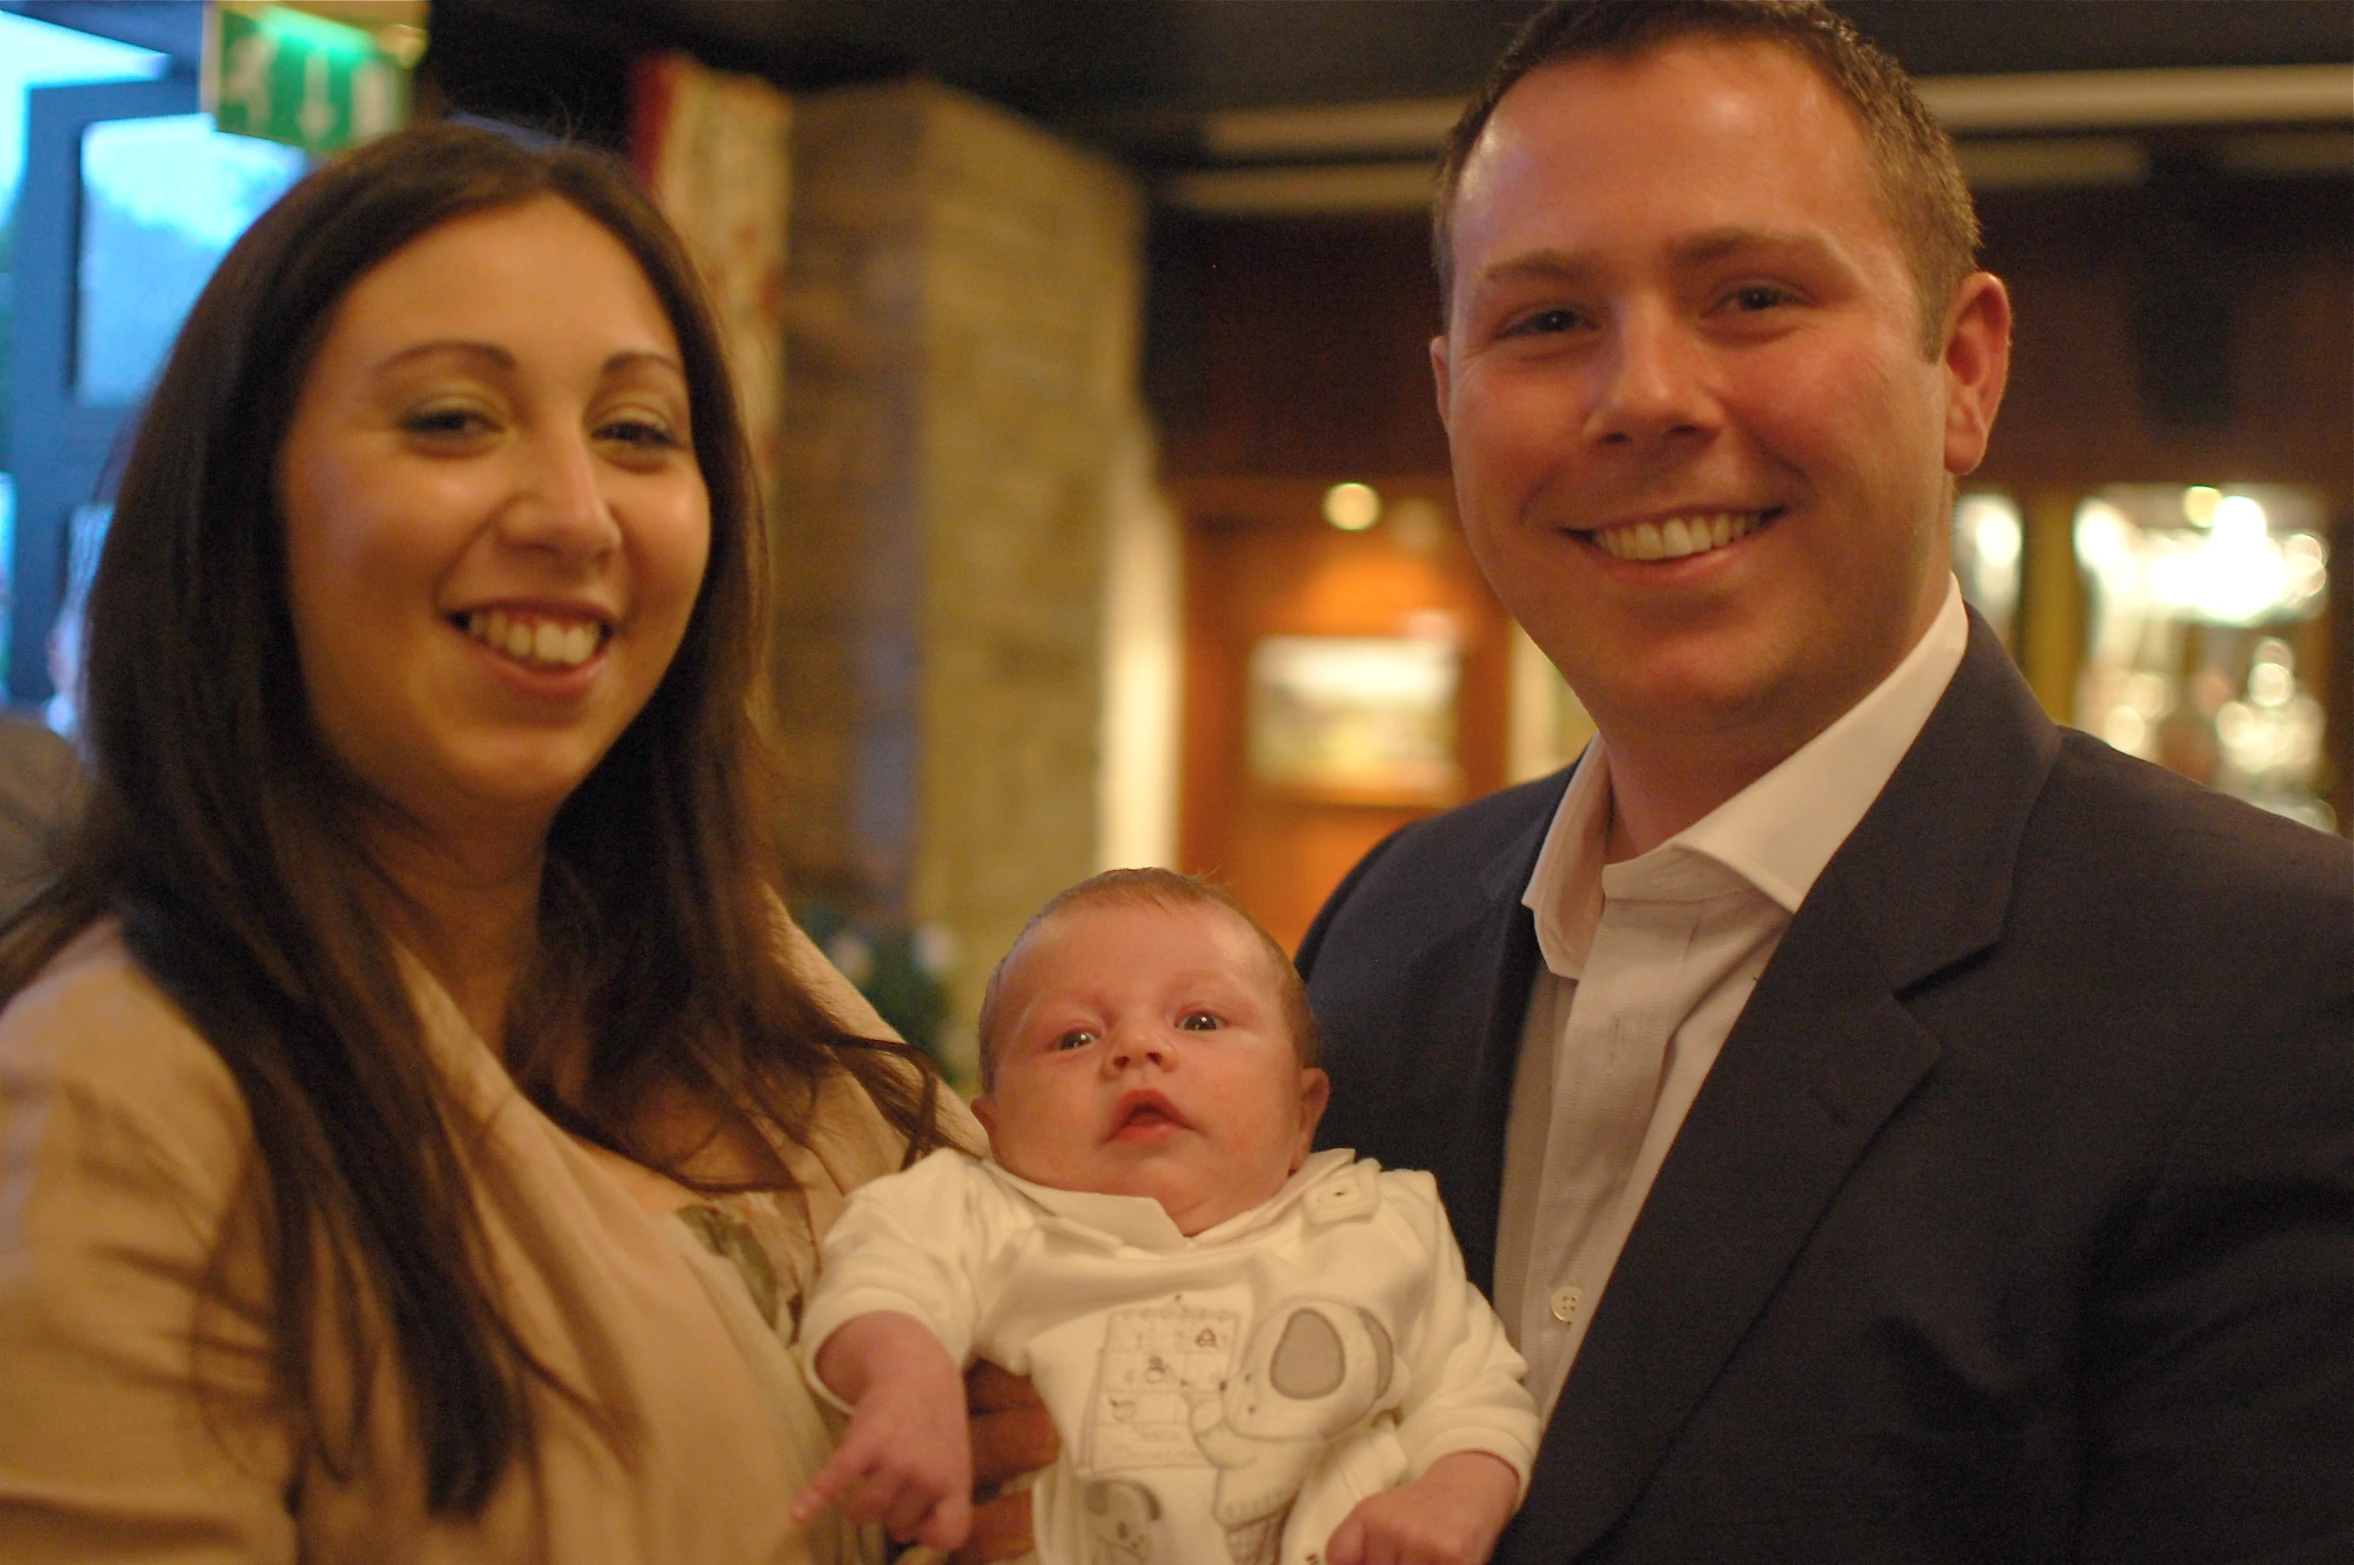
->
[1113,1092,1188,1136]
[1583,509,1777,562]
[456,609,610,671]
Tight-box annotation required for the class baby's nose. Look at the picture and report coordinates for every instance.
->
[1108,1034,1169,1070]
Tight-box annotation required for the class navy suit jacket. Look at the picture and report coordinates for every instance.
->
[1300,615,2354,1563]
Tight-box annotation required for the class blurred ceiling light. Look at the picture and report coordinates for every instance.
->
[1917,65,2354,133]
[1324,482,1381,532]
[2182,485,2222,526]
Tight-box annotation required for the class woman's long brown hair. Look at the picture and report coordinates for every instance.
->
[0,123,949,1515]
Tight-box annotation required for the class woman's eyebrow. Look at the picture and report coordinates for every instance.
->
[371,338,513,375]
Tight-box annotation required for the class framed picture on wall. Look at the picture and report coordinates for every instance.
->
[1246,633,1461,804]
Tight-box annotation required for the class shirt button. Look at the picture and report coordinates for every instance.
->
[1550,1286,1583,1325]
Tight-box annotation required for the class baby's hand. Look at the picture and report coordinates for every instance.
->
[790,1312,973,1548]
[1323,1450,1520,1565]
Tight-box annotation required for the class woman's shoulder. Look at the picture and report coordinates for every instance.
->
[0,919,253,1227]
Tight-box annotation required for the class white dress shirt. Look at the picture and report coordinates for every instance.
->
[1495,579,1970,1420]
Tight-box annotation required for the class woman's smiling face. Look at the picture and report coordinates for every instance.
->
[277,196,710,852]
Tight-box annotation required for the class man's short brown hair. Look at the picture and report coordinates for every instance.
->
[1433,0,1979,355]
[975,868,1323,1091]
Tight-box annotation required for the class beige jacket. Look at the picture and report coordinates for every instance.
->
[0,918,974,1562]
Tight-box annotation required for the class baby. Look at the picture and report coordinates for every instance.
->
[790,869,1537,1565]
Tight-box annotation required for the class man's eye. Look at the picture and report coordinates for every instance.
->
[1508,306,1585,336]
[1725,285,1793,312]
[1052,1029,1096,1051]
[1177,1011,1221,1032]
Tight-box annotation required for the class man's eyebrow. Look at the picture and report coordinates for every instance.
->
[1473,248,1599,291]
[1672,226,1842,268]
[1474,228,1843,291]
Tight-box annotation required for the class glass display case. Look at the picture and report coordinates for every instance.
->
[2074,483,2335,832]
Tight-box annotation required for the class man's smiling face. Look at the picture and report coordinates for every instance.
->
[1434,38,2007,805]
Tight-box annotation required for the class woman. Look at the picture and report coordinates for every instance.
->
[0,123,977,1561]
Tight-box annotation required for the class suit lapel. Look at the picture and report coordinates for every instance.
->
[1424,792,1558,1296]
[1509,617,2062,1558]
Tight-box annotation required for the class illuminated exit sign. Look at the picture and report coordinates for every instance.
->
[203,2,426,155]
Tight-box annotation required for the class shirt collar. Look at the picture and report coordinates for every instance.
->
[1522,577,1968,971]
[986,1147,1359,1251]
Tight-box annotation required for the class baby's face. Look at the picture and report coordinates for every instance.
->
[975,900,1328,1236]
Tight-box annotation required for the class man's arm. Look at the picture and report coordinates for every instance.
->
[2077,977,2354,1561]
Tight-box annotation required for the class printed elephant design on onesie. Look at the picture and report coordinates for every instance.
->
[1079,1478,1165,1565]
[1187,1299,1395,1565]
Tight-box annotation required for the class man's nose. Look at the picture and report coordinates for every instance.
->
[498,427,623,563]
[1582,303,1715,447]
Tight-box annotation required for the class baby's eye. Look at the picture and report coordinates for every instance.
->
[1177,1011,1222,1032]
[1051,1028,1096,1052]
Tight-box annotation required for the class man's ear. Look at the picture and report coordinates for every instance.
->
[1292,1068,1331,1169]
[972,1095,997,1136]
[1940,272,2012,476]
[1431,335,1454,433]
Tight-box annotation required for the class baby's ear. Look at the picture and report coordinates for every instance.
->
[972,1095,997,1136]
[1294,1069,1331,1162]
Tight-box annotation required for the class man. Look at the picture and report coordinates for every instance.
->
[1300,3,2354,1560]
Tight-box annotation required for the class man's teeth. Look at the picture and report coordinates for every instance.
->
[461,609,602,668]
[1592,511,1763,562]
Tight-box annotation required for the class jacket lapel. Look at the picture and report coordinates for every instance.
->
[1509,616,2062,1558]
[1425,789,1560,1296]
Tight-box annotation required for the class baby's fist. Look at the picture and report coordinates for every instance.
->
[1323,1450,1519,1565]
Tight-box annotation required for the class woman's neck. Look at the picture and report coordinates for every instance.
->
[367,817,546,1055]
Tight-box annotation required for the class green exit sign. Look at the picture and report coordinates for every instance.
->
[203,2,424,156]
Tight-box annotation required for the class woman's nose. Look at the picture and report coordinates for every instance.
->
[499,427,623,562]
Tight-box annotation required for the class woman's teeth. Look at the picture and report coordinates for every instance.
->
[1591,511,1764,562]
[460,609,602,669]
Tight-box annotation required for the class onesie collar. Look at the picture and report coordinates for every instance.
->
[986,1148,1363,1251]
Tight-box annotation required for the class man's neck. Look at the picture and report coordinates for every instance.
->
[1599,721,1812,863]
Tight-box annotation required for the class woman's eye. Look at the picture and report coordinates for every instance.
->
[1052,1029,1096,1052]
[1177,1011,1222,1032]
[600,417,683,450]
[403,406,489,438]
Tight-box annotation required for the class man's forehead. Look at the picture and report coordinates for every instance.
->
[1448,36,1885,288]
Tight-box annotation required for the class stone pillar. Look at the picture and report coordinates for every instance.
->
[775,82,1147,1077]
